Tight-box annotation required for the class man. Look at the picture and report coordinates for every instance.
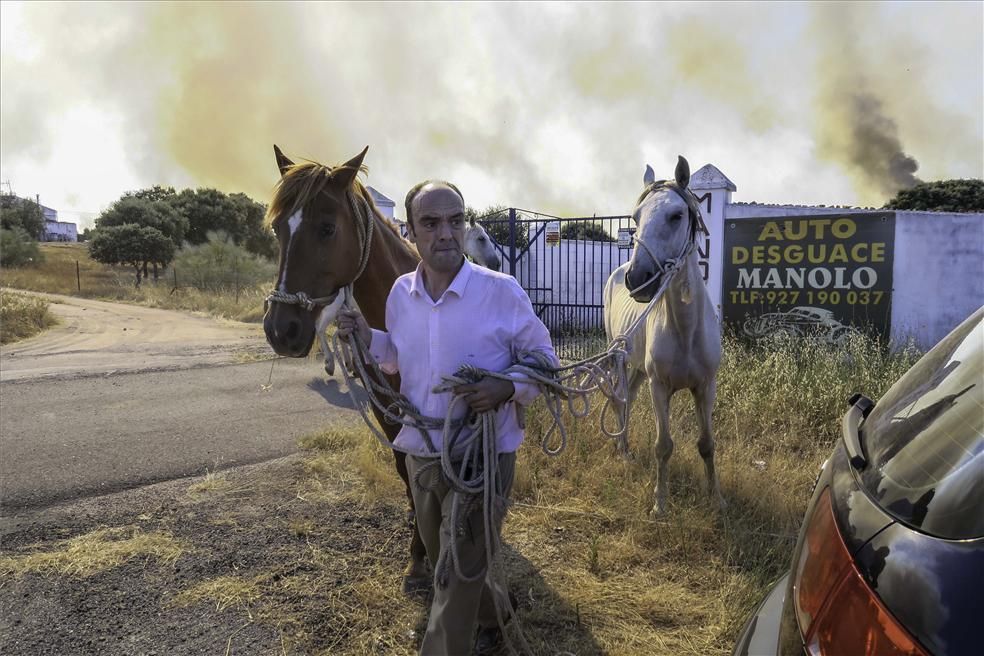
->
[336,180,556,655]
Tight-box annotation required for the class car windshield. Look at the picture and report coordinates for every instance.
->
[858,310,984,539]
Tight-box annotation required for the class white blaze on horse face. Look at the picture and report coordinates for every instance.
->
[277,209,304,293]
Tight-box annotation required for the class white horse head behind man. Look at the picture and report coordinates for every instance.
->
[603,156,724,515]
[464,219,502,271]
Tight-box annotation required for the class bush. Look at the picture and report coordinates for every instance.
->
[0,227,44,268]
[883,179,984,212]
[0,196,45,239]
[560,221,614,242]
[0,290,58,344]
[172,231,277,292]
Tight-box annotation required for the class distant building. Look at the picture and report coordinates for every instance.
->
[1,194,78,242]
[44,218,78,242]
[368,186,408,237]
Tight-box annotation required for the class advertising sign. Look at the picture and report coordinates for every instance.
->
[722,213,896,343]
[545,221,560,246]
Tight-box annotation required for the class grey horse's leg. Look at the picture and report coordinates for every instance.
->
[614,369,645,458]
[649,379,673,516]
[692,382,726,509]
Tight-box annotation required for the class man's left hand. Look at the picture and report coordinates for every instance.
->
[454,378,515,413]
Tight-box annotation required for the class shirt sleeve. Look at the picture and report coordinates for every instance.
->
[366,286,400,375]
[507,280,559,405]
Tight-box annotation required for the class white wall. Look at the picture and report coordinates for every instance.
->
[890,211,984,348]
[44,220,78,242]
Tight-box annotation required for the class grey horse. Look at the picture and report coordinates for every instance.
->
[464,219,502,271]
[603,156,725,515]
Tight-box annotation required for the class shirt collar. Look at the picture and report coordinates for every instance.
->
[409,259,473,300]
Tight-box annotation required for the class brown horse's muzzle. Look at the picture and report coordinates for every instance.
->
[264,302,317,358]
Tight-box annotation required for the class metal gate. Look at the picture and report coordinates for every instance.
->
[476,209,635,361]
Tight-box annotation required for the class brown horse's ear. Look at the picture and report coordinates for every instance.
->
[274,145,294,176]
[332,146,369,189]
[675,155,691,189]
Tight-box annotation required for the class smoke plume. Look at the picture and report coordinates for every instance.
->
[1,2,980,217]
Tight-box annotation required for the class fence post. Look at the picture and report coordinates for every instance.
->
[170,267,178,295]
[508,208,517,277]
[76,260,81,292]
[235,268,240,305]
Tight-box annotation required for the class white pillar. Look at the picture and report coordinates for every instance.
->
[688,164,736,317]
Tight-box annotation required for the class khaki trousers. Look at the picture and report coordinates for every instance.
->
[407,452,516,656]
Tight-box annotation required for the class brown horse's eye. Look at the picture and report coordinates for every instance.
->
[319,223,336,239]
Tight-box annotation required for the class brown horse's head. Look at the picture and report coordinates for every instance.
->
[263,145,371,357]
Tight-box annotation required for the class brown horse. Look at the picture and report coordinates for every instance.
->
[262,145,430,593]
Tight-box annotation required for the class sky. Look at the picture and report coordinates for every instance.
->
[1,1,981,231]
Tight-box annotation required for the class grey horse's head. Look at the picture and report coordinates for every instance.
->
[464,219,502,271]
[625,156,700,302]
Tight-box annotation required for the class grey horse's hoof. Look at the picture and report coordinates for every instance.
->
[649,503,666,517]
[402,574,432,599]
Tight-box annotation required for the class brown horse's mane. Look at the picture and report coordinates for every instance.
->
[264,159,418,259]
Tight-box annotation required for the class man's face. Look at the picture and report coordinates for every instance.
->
[409,184,466,274]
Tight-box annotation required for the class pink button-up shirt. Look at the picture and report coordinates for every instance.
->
[368,259,557,457]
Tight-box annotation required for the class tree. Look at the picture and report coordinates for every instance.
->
[124,185,177,203]
[883,179,984,213]
[89,224,175,287]
[0,227,43,267]
[560,221,614,242]
[229,193,277,259]
[96,196,188,246]
[0,195,45,240]
[166,188,275,259]
[465,205,529,250]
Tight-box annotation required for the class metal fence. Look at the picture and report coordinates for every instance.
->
[477,209,635,361]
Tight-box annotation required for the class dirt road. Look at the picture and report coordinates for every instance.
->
[0,291,270,382]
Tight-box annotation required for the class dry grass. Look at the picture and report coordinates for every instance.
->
[0,526,184,578]
[187,470,232,496]
[0,288,59,344]
[172,575,266,613]
[0,242,270,323]
[276,331,919,655]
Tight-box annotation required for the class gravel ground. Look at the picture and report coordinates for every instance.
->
[0,455,421,656]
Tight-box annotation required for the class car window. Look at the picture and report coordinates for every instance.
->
[858,312,984,539]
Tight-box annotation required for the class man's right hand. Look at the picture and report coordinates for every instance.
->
[335,308,371,346]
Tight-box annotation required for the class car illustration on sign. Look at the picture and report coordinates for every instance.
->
[742,306,859,344]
